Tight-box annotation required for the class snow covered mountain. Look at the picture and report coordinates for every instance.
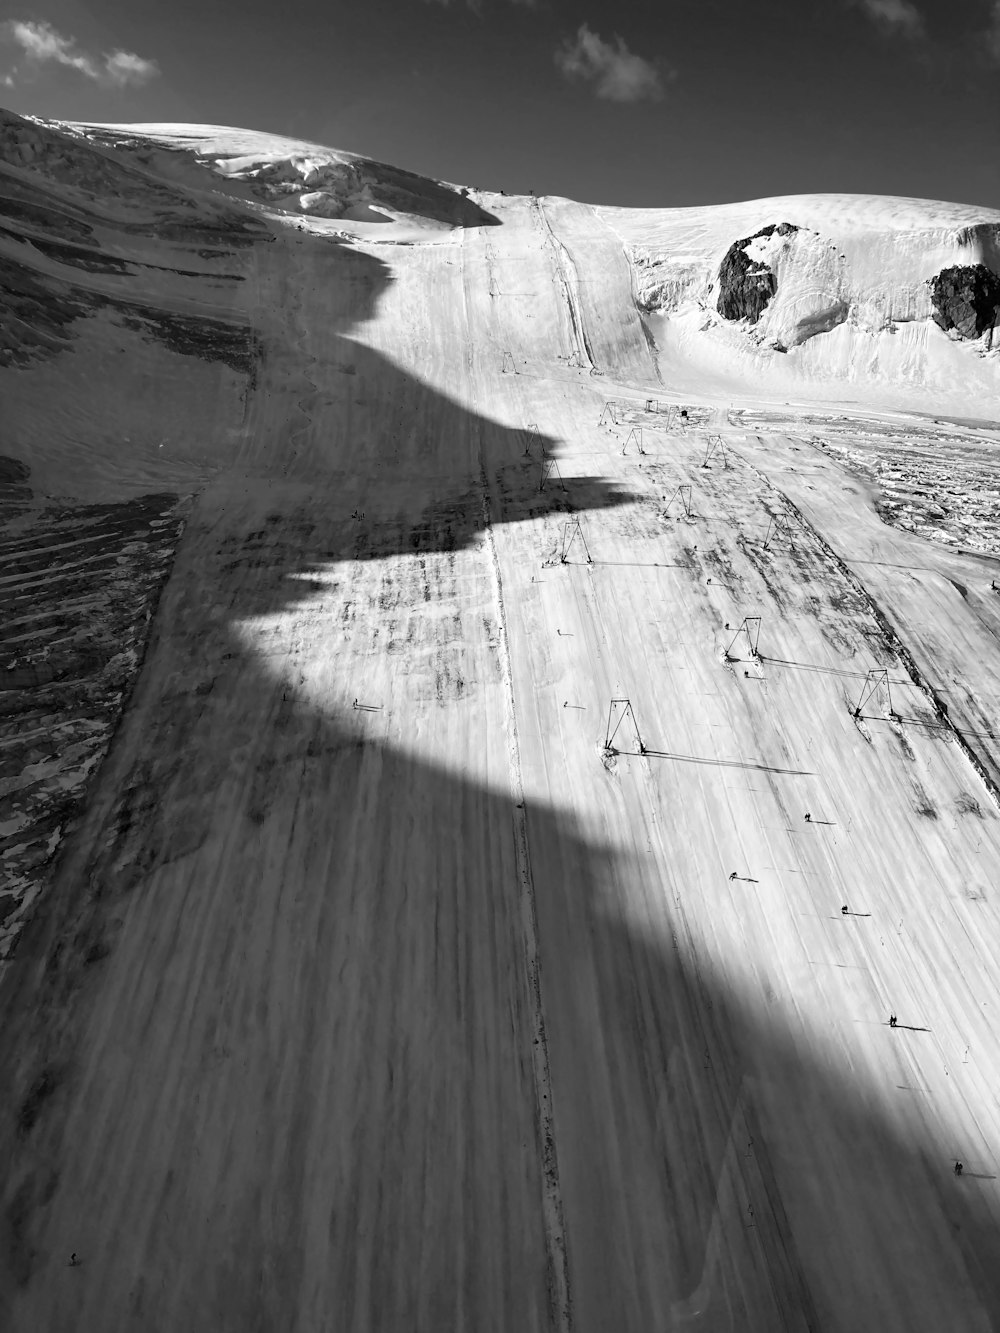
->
[3,109,1000,1333]
[605,192,1000,407]
[4,110,998,414]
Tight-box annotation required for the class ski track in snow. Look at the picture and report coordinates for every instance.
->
[480,471,572,1332]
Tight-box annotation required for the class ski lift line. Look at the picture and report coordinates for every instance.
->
[761,514,795,551]
[560,518,593,564]
[664,485,694,518]
[758,655,904,683]
[726,616,762,659]
[604,697,646,754]
[539,457,567,493]
[852,667,894,718]
[701,435,731,470]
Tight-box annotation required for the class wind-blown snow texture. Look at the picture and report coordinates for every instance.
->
[2,108,1000,1333]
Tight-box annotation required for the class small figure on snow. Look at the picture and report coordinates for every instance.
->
[889,1014,897,1028]
[69,1253,80,1267]
[729,871,738,881]
[804,812,812,822]
[841,905,849,915]
[954,1161,964,1176]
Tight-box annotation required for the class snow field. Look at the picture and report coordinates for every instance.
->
[3,119,1000,1330]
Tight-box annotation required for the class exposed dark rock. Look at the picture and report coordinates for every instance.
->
[792,300,851,344]
[717,222,799,324]
[0,479,188,958]
[0,253,259,376]
[0,189,96,242]
[118,305,261,383]
[930,264,1000,340]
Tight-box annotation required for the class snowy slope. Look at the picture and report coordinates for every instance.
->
[3,112,1000,1333]
[73,119,499,239]
[601,193,1000,410]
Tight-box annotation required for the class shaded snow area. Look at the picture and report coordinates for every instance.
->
[3,108,1000,1333]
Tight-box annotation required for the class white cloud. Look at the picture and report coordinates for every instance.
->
[7,19,99,77]
[1,19,159,89]
[555,24,664,103]
[103,48,160,87]
[851,0,924,37]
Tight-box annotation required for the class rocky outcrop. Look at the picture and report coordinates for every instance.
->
[930,264,1000,340]
[717,223,799,323]
[0,250,260,375]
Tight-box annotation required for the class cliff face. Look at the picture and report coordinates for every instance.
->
[930,264,1000,339]
[716,222,799,323]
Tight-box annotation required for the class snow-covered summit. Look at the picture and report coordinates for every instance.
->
[2,109,999,411]
[60,119,498,235]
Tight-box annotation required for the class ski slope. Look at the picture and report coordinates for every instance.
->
[2,112,1000,1331]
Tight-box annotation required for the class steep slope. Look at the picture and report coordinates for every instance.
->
[3,112,1000,1333]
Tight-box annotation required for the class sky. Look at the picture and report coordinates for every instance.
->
[1,0,999,209]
